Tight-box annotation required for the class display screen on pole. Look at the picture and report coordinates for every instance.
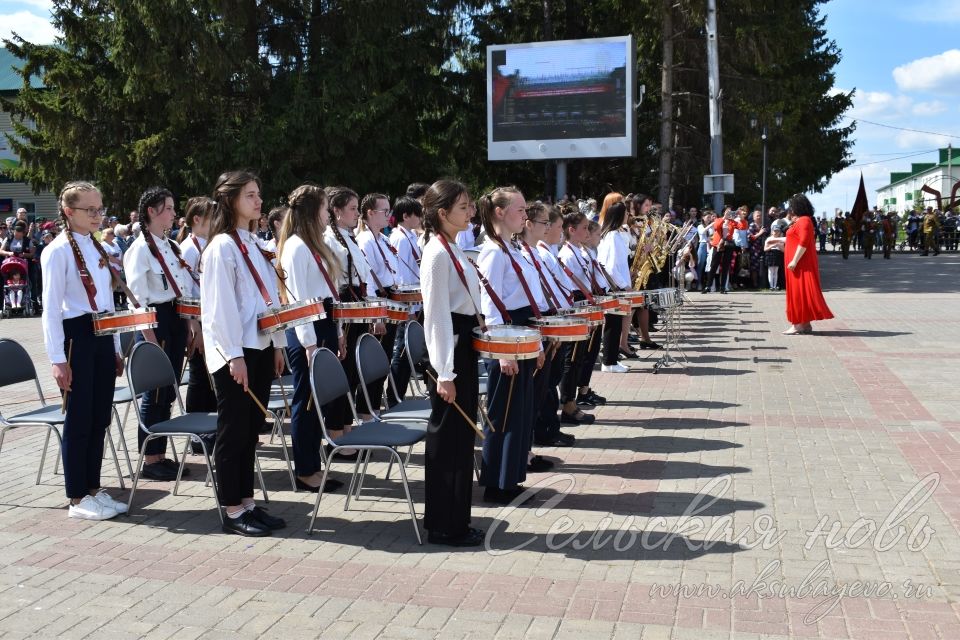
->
[487,36,636,161]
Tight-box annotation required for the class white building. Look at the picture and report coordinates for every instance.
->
[0,49,58,220]
[875,147,960,213]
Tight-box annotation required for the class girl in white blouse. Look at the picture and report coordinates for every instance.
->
[388,196,424,404]
[179,197,217,414]
[42,181,126,521]
[201,170,287,537]
[476,187,545,506]
[420,179,484,546]
[276,185,345,494]
[596,203,630,373]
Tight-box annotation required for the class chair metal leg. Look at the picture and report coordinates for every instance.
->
[308,448,340,534]
[126,436,153,513]
[172,438,190,496]
[36,428,53,485]
[104,426,125,490]
[385,449,394,480]
[255,454,269,503]
[274,414,296,491]
[344,451,365,511]
[197,440,223,524]
[169,439,179,465]
[353,450,373,501]
[474,451,481,483]
[112,404,134,477]
[390,448,423,545]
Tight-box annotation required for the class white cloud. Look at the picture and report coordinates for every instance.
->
[9,0,54,10]
[898,1,960,24]
[0,10,58,45]
[913,100,947,116]
[893,49,960,94]
[894,130,953,150]
[846,89,913,120]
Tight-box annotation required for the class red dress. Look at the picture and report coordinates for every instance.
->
[785,216,833,324]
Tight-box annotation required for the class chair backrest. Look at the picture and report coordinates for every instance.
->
[356,333,390,385]
[0,338,39,388]
[309,347,351,408]
[119,331,136,359]
[127,341,177,396]
[405,321,428,366]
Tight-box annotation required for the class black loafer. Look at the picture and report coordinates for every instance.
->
[222,510,271,537]
[483,486,529,505]
[140,462,177,481]
[587,391,606,405]
[560,411,594,425]
[575,394,596,407]
[527,455,555,472]
[160,458,190,476]
[639,340,661,350]
[557,432,576,446]
[295,477,344,493]
[248,505,286,531]
[427,527,484,547]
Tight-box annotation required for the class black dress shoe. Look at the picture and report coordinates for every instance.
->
[160,458,190,476]
[575,393,597,407]
[483,486,529,505]
[222,510,271,537]
[248,505,286,530]
[619,348,638,358]
[295,477,344,493]
[560,410,595,425]
[557,432,576,446]
[639,340,661,350]
[140,462,177,481]
[527,455,555,472]
[586,391,606,405]
[427,527,484,547]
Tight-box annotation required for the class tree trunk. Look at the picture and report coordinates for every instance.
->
[658,0,674,206]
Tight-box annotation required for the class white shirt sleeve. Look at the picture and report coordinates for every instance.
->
[41,243,68,364]
[200,242,244,363]
[421,243,456,381]
[282,239,319,348]
[598,233,630,290]
[477,246,506,326]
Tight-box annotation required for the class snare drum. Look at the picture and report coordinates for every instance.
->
[472,325,541,360]
[557,301,603,328]
[384,300,411,324]
[613,291,646,308]
[92,309,158,336]
[593,295,620,314]
[605,296,632,316]
[389,285,422,304]
[332,299,388,324]
[531,316,589,342]
[257,298,325,334]
[645,288,679,310]
[174,297,201,320]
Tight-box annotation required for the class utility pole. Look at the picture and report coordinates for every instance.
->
[658,0,674,207]
[706,0,723,213]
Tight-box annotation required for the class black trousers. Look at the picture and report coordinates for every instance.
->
[185,348,217,413]
[534,339,564,442]
[601,313,623,366]
[211,345,274,506]
[61,315,115,499]
[705,245,733,292]
[356,288,398,414]
[576,325,602,388]
[424,313,479,535]
[137,301,187,455]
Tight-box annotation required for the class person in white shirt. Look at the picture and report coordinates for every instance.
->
[201,170,287,537]
[276,184,345,494]
[356,192,401,416]
[596,202,630,373]
[99,227,124,308]
[178,197,217,415]
[323,186,375,452]
[696,210,715,286]
[42,181,126,521]
[419,179,484,546]
[387,196,423,405]
[124,187,197,481]
[476,186,545,506]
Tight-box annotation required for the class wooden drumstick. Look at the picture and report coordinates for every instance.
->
[60,339,73,414]
[424,369,487,438]
[502,372,516,429]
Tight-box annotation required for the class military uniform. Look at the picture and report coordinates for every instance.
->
[881,216,896,259]
[921,211,940,256]
[862,215,875,259]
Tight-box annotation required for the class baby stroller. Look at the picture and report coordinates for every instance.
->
[1,257,34,319]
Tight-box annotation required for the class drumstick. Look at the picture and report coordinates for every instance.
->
[60,339,73,414]
[424,369,488,438]
[214,347,270,419]
[502,373,516,429]
[277,376,292,416]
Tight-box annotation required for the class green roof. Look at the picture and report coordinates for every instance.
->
[876,148,960,192]
[0,48,44,93]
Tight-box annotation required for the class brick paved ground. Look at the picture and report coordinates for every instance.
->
[0,253,958,639]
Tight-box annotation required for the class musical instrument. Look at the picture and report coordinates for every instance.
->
[472,325,541,360]
[593,295,620,314]
[530,317,589,342]
[557,301,603,327]
[332,299,388,324]
[644,288,680,310]
[257,298,325,334]
[613,291,646,308]
[174,298,201,320]
[384,300,411,324]
[389,285,422,304]
[92,309,158,336]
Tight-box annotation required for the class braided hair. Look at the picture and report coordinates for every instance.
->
[58,181,118,296]
[326,186,360,292]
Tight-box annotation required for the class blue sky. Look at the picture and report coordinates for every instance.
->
[3,0,960,215]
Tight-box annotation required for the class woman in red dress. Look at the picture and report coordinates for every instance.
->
[783,193,833,335]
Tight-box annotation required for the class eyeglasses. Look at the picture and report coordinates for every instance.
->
[67,206,106,218]
[372,208,390,215]
[530,218,551,226]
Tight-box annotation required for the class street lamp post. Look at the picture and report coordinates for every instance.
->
[750,113,783,228]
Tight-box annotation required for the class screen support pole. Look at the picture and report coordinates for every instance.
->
[555,159,567,203]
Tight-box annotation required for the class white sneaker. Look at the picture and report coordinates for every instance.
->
[68,495,118,521]
[601,363,630,373]
[94,489,128,514]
